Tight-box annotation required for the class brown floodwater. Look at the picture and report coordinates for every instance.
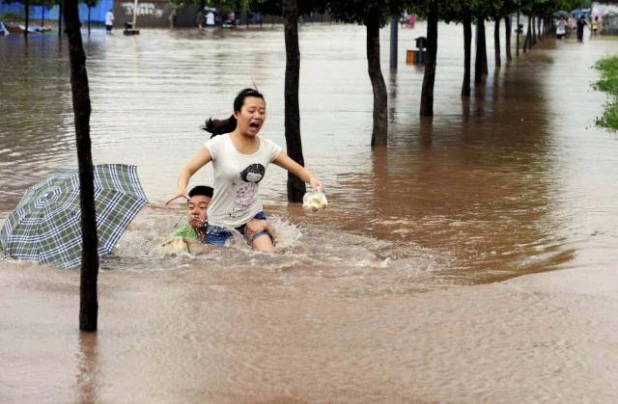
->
[1,22,618,402]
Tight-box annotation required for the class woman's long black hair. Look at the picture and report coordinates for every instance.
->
[203,88,264,138]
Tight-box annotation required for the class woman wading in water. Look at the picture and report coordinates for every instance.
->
[166,88,323,252]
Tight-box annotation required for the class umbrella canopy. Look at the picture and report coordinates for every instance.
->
[0,164,148,269]
[553,10,570,19]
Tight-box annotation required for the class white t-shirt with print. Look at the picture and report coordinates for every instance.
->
[204,134,282,228]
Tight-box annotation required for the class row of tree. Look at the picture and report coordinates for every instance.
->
[258,0,590,202]
[168,0,589,147]
[11,0,591,151]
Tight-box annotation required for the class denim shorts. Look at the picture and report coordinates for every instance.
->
[205,211,270,247]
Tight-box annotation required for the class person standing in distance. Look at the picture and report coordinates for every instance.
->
[576,15,588,42]
[556,16,567,40]
[166,88,323,252]
[105,9,114,34]
[196,8,205,31]
[206,10,215,27]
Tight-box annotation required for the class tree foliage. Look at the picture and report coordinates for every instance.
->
[325,0,390,26]
[412,0,591,25]
[250,0,326,16]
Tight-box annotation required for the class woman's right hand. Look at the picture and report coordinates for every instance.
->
[309,176,324,193]
[165,192,189,206]
[166,146,213,206]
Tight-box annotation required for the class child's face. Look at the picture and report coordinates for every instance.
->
[187,194,211,228]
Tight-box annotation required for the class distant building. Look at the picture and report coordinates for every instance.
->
[591,1,618,35]
[0,0,331,29]
[0,0,113,24]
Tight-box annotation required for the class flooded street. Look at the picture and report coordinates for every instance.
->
[1,23,618,402]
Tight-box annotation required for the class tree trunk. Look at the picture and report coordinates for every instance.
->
[390,15,398,70]
[481,19,488,75]
[474,17,487,84]
[461,11,472,97]
[494,17,501,68]
[515,11,520,56]
[505,15,512,62]
[532,14,537,46]
[58,0,63,38]
[420,0,438,116]
[524,14,531,53]
[63,0,99,332]
[283,0,306,202]
[24,0,29,38]
[366,13,387,146]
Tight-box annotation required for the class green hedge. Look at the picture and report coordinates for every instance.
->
[593,56,618,131]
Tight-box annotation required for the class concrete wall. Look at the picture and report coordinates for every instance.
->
[115,1,332,29]
[116,0,175,28]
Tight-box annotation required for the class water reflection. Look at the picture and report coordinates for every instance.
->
[358,44,577,282]
[76,333,99,403]
[0,35,80,209]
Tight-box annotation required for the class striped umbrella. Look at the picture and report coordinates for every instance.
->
[0,164,148,269]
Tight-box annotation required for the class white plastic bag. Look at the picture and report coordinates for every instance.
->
[302,190,328,212]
